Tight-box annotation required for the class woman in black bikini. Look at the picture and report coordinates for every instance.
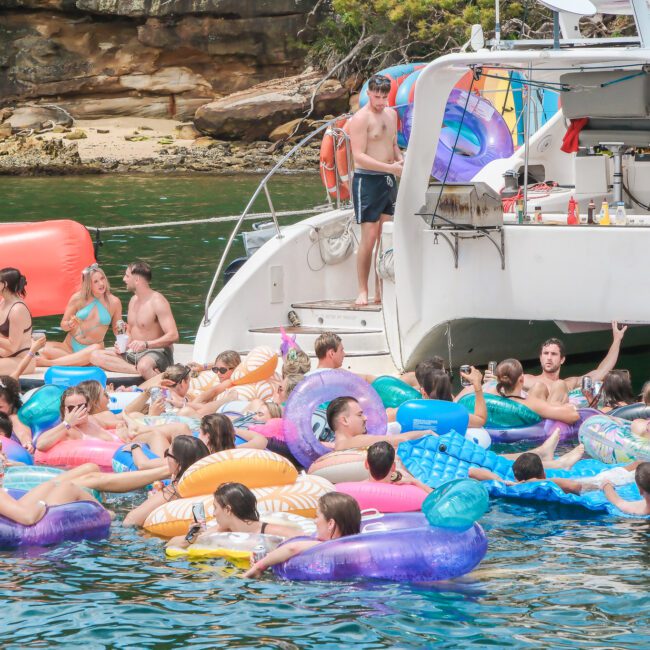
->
[0,268,35,376]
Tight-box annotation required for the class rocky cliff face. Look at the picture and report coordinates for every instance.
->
[0,0,319,121]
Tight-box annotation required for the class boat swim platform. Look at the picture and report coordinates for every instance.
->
[291,299,381,312]
[19,344,195,390]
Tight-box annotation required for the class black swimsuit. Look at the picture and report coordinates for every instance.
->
[0,301,32,357]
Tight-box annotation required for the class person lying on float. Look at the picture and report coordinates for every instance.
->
[243,493,361,579]
[165,482,303,550]
[365,440,433,494]
[470,452,643,497]
[327,396,431,451]
[603,462,650,516]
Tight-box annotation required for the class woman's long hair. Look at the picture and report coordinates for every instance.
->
[495,359,523,397]
[213,482,260,523]
[200,413,235,453]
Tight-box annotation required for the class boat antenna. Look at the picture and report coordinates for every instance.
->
[537,1,596,49]
[494,0,501,46]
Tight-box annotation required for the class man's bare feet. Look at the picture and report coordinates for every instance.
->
[355,292,369,306]
[556,443,585,469]
[535,429,561,461]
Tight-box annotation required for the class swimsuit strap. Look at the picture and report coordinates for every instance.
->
[260,521,268,534]
[76,297,112,325]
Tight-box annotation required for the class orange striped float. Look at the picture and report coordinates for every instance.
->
[177,448,298,498]
[231,346,278,387]
[308,449,370,484]
[143,473,334,537]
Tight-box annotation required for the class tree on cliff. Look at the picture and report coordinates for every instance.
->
[307,0,636,81]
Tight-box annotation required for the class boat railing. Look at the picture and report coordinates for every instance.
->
[202,114,353,326]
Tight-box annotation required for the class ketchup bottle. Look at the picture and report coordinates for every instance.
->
[567,196,579,225]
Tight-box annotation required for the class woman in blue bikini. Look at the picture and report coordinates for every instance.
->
[38,264,122,367]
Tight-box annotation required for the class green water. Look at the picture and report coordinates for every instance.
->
[2,174,326,342]
[2,175,650,648]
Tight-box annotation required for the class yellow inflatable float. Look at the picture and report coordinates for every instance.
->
[178,448,298,498]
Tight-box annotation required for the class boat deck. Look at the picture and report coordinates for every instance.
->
[20,343,195,390]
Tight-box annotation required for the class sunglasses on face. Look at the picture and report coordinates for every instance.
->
[164,449,177,461]
[212,366,231,375]
[65,403,87,412]
[83,263,100,275]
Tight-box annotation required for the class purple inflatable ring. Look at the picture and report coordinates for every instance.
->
[0,496,111,549]
[402,88,514,183]
[283,370,387,468]
[487,408,600,443]
[272,519,487,582]
[1,437,33,465]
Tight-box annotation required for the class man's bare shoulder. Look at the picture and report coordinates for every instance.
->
[151,291,172,309]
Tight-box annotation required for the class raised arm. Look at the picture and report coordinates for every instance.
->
[461,366,487,427]
[35,406,85,451]
[585,321,627,382]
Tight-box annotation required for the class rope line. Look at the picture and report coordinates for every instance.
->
[89,207,329,233]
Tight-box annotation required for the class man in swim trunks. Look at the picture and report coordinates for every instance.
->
[90,262,178,379]
[520,322,628,393]
[348,74,403,306]
[327,396,429,451]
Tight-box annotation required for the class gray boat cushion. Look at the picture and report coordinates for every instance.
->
[560,70,649,119]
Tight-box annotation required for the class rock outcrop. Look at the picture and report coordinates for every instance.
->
[0,1,320,121]
[195,71,348,141]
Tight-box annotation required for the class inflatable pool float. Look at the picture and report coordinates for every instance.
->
[283,369,387,468]
[273,480,488,582]
[34,439,123,472]
[44,366,107,389]
[396,399,469,436]
[144,473,335,538]
[458,393,597,443]
[177,448,298,498]
[0,497,110,549]
[112,442,159,472]
[3,465,101,501]
[108,390,143,414]
[166,513,317,564]
[579,414,650,464]
[308,449,369,484]
[336,481,427,513]
[371,376,420,409]
[17,385,64,436]
[402,88,514,183]
[0,220,95,318]
[398,432,649,518]
[1,437,33,465]
[610,403,650,421]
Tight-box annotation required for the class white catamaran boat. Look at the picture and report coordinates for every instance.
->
[194,0,650,374]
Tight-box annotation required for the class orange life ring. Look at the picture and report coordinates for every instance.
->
[319,117,350,201]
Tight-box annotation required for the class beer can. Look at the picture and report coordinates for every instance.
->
[593,380,603,395]
[488,361,497,375]
[581,376,593,393]
[460,364,471,387]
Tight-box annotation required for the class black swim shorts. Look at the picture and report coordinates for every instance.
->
[352,170,397,224]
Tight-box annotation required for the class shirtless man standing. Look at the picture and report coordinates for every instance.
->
[90,262,178,379]
[523,321,628,393]
[348,74,403,306]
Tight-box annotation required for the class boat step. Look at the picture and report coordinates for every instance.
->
[291,299,382,312]
[249,326,382,335]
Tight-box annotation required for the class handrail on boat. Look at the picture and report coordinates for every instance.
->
[202,113,353,326]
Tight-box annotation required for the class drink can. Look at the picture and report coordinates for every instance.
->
[150,387,162,403]
[460,364,471,387]
[593,380,603,395]
[488,361,497,375]
[251,542,267,567]
[581,376,593,393]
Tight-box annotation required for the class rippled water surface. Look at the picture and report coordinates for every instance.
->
[1,496,648,649]
[2,175,649,647]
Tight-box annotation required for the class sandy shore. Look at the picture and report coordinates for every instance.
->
[0,117,321,175]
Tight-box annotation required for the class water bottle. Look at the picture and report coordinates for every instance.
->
[162,388,175,414]
[615,201,627,226]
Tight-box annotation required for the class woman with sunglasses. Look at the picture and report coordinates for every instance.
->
[35,386,130,452]
[187,350,241,403]
[123,434,210,527]
[0,268,35,377]
[37,264,122,368]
